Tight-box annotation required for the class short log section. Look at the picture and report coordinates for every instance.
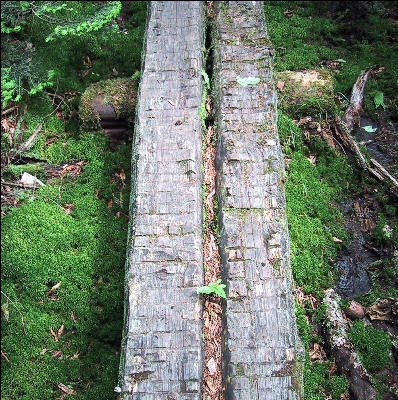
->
[213,2,304,399]
[117,2,205,399]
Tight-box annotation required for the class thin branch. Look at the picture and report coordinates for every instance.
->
[1,351,10,363]
[2,106,19,116]
[1,291,27,334]
[18,123,42,153]
[2,181,38,190]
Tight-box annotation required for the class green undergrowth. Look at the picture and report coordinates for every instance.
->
[1,2,147,399]
[279,112,354,399]
[264,1,398,118]
[266,3,398,398]
[2,134,131,399]
[280,112,356,297]
[24,1,147,95]
[348,320,392,372]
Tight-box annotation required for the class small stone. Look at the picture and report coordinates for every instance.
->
[207,357,217,376]
[20,172,45,186]
[344,301,365,320]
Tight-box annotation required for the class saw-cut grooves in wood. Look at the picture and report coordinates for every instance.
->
[201,3,225,399]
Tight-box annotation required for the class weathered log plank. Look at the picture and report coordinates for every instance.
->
[117,2,205,398]
[213,2,304,399]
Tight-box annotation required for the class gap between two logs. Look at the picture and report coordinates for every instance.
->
[201,3,224,399]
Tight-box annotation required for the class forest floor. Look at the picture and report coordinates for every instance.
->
[265,2,397,399]
[1,1,397,400]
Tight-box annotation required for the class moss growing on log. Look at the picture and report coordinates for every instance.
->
[79,78,138,131]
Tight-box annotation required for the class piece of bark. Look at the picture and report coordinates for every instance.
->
[324,289,377,400]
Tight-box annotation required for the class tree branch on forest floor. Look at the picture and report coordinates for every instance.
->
[331,68,398,196]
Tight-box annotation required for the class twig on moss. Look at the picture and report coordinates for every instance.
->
[2,105,19,116]
[1,291,27,334]
[1,351,10,363]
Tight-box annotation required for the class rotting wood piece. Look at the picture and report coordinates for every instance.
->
[324,289,377,400]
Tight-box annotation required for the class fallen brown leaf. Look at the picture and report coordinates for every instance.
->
[61,204,74,215]
[277,80,285,90]
[206,95,212,114]
[57,383,76,395]
[329,362,337,376]
[307,154,317,165]
[51,350,63,360]
[50,328,58,341]
[118,168,126,185]
[70,311,77,321]
[284,9,294,17]
[58,324,65,338]
[69,351,80,360]
[332,237,343,243]
[40,348,48,355]
[2,303,9,321]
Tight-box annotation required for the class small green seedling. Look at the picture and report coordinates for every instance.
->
[197,279,227,299]
[362,125,377,133]
[374,91,385,110]
[236,76,260,87]
[201,69,210,90]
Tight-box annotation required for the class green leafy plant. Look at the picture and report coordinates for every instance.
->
[236,75,260,86]
[362,125,377,133]
[348,320,391,372]
[374,91,385,110]
[197,279,227,298]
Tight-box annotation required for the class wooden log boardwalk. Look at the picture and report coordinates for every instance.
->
[117,2,304,399]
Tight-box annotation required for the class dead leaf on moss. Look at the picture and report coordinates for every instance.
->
[61,204,74,215]
[47,281,61,298]
[70,311,77,321]
[309,343,326,361]
[50,324,64,341]
[277,81,285,91]
[284,9,294,17]
[58,324,65,337]
[332,237,343,243]
[50,328,58,341]
[40,348,48,355]
[51,350,63,360]
[307,154,317,165]
[69,351,80,360]
[2,303,9,321]
[57,383,76,395]
[329,362,337,377]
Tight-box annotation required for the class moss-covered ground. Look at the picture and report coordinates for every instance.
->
[265,2,397,399]
[1,2,147,399]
